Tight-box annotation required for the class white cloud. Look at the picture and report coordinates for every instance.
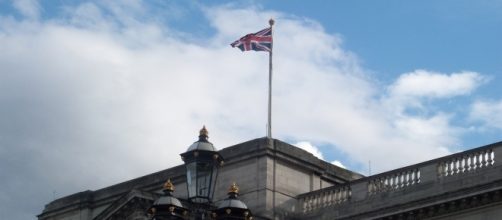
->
[0,2,485,219]
[331,160,346,169]
[294,141,324,159]
[470,100,502,129]
[389,70,486,98]
[12,0,41,20]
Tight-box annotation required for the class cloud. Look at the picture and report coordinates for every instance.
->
[331,160,346,169]
[389,70,486,98]
[470,100,502,129]
[12,0,41,19]
[294,141,324,159]
[0,2,486,219]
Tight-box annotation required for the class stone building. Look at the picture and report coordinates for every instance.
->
[38,128,502,219]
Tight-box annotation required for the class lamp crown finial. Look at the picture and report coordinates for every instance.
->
[163,179,174,192]
[228,182,239,194]
[199,125,209,140]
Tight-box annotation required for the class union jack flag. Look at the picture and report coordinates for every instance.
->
[231,27,273,52]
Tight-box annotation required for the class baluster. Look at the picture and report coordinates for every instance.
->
[487,149,494,166]
[446,161,452,176]
[329,190,334,206]
[395,173,401,188]
[303,197,308,213]
[334,189,338,203]
[340,188,345,203]
[410,170,416,184]
[323,191,328,207]
[311,196,315,211]
[324,190,333,207]
[320,192,325,207]
[452,158,459,174]
[458,157,463,173]
[316,194,321,209]
[308,197,312,212]
[341,187,346,201]
[336,189,343,204]
[392,174,397,189]
[416,169,420,183]
[481,150,487,167]
[311,195,315,211]
[397,174,401,188]
[327,191,331,206]
[395,174,400,189]
[413,169,418,184]
[402,172,407,187]
[368,181,374,195]
[307,196,311,212]
[305,197,310,212]
[405,171,411,186]
[310,196,314,211]
[475,152,481,169]
[316,194,320,210]
[405,171,409,186]
[383,177,388,191]
[469,154,475,171]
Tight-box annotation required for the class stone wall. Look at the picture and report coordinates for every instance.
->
[38,137,360,220]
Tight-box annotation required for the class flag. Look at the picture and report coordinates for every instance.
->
[230,27,272,52]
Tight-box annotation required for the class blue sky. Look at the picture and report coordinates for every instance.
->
[1,0,501,219]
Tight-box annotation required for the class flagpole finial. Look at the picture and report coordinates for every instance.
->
[269,18,275,26]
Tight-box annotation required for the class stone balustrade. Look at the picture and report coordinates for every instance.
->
[297,184,351,213]
[438,148,494,177]
[368,168,420,195]
[297,142,501,214]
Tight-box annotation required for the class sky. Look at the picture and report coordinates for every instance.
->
[1,0,501,219]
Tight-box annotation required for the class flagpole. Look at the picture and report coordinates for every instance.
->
[267,18,274,139]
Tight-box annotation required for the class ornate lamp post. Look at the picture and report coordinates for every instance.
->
[211,183,253,220]
[149,127,252,220]
[180,126,224,203]
[180,126,224,218]
[148,179,189,220]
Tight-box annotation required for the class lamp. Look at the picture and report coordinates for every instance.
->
[180,126,224,204]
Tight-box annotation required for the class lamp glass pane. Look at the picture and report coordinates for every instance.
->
[196,162,212,198]
[186,162,197,198]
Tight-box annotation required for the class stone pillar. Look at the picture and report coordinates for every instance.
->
[419,163,438,183]
[350,181,367,202]
[493,146,502,167]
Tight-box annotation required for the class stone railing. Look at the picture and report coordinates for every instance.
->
[297,184,351,213]
[437,148,494,177]
[368,167,420,195]
[297,141,502,214]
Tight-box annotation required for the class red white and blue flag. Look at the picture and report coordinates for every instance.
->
[230,27,273,52]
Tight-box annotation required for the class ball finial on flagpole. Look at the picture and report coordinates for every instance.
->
[269,18,275,26]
